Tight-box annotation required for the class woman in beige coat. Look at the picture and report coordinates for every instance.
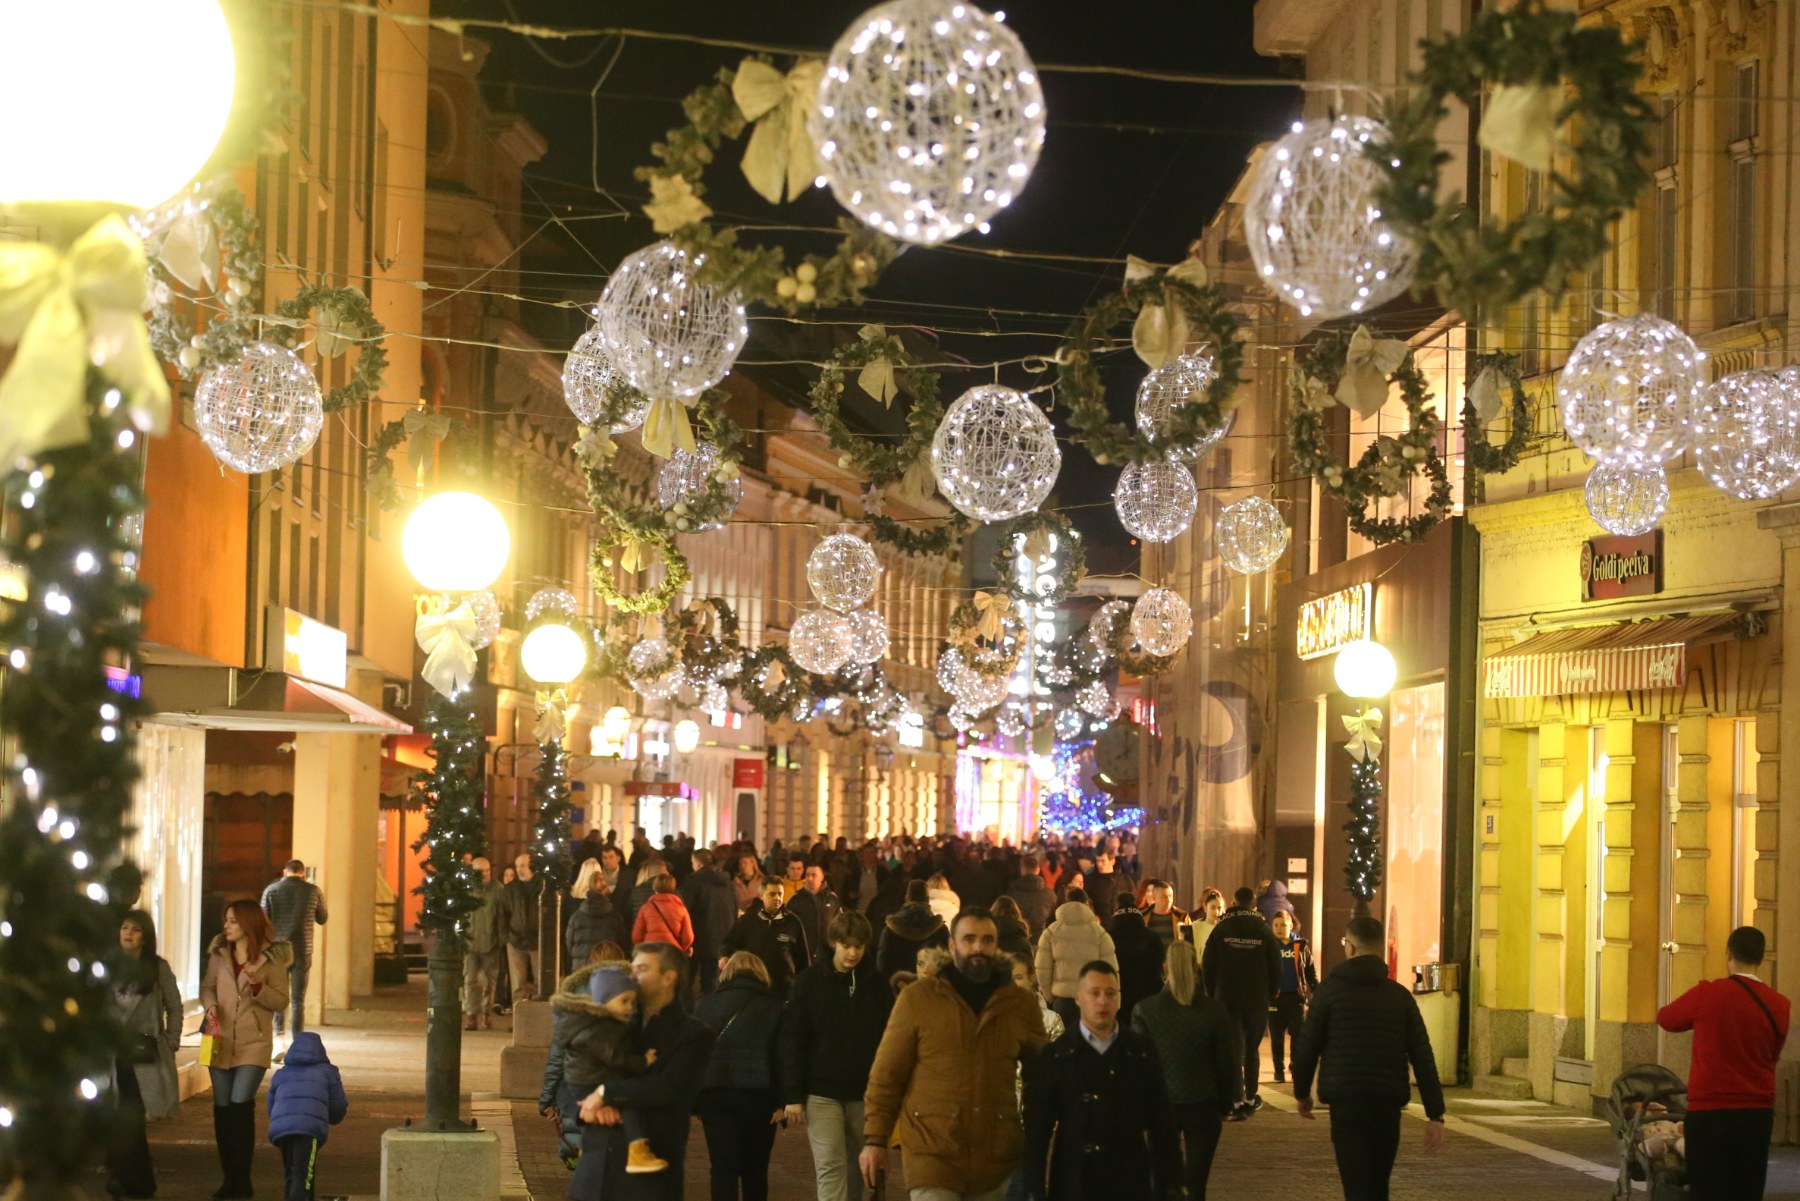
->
[1032,890,1118,1029]
[199,899,293,1200]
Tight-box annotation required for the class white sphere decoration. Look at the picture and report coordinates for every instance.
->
[1114,459,1198,543]
[845,608,890,665]
[810,0,1047,245]
[1244,115,1417,319]
[1087,600,1129,650]
[1076,681,1112,717]
[1557,314,1707,465]
[1129,587,1192,658]
[627,637,674,677]
[633,670,680,702]
[1584,459,1669,536]
[954,665,1011,711]
[1054,707,1084,739]
[193,342,325,474]
[930,384,1062,522]
[562,327,651,432]
[807,533,883,612]
[699,680,731,713]
[948,704,979,733]
[525,586,579,623]
[464,591,502,650]
[656,442,742,530]
[595,240,747,400]
[1695,368,1800,501]
[1333,638,1397,699]
[1136,350,1233,462]
[1215,496,1290,575]
[937,647,967,695]
[790,610,856,675]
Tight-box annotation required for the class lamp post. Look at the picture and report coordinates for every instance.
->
[520,611,587,989]
[1333,639,1397,915]
[403,491,510,1130]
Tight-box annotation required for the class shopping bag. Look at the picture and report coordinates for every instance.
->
[197,1014,220,1068]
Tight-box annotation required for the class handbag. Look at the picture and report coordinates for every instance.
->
[197,1013,221,1068]
[131,1034,161,1065]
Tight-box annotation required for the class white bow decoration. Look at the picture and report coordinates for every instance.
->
[416,602,479,699]
[1468,365,1503,424]
[732,58,826,205]
[857,324,898,406]
[147,208,219,295]
[1335,325,1411,419]
[534,699,568,746]
[1343,709,1385,763]
[1126,255,1209,369]
[1479,83,1560,174]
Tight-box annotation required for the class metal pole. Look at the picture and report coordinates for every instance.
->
[424,937,468,1129]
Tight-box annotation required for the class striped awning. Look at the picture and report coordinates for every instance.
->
[1483,613,1748,699]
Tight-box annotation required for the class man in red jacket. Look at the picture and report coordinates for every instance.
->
[1656,926,1790,1201]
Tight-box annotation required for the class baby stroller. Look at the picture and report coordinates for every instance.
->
[1601,1065,1689,1200]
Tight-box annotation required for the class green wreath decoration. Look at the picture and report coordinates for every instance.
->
[589,526,690,615]
[1374,0,1657,318]
[619,619,681,685]
[737,644,812,721]
[636,63,901,312]
[1463,351,1533,478]
[809,329,942,487]
[993,511,1086,605]
[1059,272,1245,465]
[864,509,973,559]
[674,596,745,680]
[946,595,1025,682]
[1096,600,1176,679]
[141,185,263,380]
[1288,328,1454,547]
[585,389,744,538]
[270,284,390,413]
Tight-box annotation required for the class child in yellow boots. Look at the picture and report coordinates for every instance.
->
[548,962,668,1174]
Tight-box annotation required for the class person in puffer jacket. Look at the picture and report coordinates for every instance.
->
[631,874,695,954]
[265,1032,347,1201]
[1033,890,1118,1029]
[548,962,669,1175]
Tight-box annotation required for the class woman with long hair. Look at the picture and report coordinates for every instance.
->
[1129,940,1242,1201]
[566,858,627,966]
[990,895,1032,960]
[694,951,787,1201]
[200,899,293,1200]
[108,910,182,1198]
[924,872,960,928]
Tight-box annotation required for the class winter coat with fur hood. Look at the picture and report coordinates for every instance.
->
[1034,901,1118,1000]
[549,964,651,1089]
[198,934,293,1070]
[876,902,949,983]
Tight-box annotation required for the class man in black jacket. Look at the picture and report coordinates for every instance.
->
[786,864,843,965]
[1083,848,1136,928]
[721,878,810,996]
[1201,886,1280,1112]
[1006,854,1058,936]
[1293,916,1446,1200]
[1022,961,1181,1201]
[679,849,738,997]
[782,911,892,1201]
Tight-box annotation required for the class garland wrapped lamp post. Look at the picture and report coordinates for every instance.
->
[1334,639,1398,917]
[519,613,589,985]
[403,492,511,1128]
[0,1,235,1194]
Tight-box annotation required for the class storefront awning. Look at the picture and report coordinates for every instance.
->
[140,665,412,734]
[1483,613,1750,699]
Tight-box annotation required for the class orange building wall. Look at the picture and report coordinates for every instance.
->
[141,420,250,666]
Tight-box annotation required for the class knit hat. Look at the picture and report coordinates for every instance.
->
[588,965,635,1006]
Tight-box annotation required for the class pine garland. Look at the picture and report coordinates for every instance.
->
[530,736,574,886]
[0,379,149,1185]
[411,690,491,942]
[1344,756,1384,903]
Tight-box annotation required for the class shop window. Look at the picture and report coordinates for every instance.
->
[1651,96,1679,320]
[1384,682,1444,982]
[1732,718,1759,928]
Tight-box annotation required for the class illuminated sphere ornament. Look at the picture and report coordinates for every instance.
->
[656,442,742,530]
[930,384,1061,522]
[1136,351,1232,462]
[673,719,702,754]
[525,587,580,622]
[994,704,1027,738]
[403,492,510,592]
[1557,314,1706,465]
[948,704,979,733]
[1129,588,1192,658]
[807,534,883,612]
[1114,459,1198,543]
[1333,638,1397,699]
[845,608,890,665]
[627,638,674,679]
[1243,115,1416,319]
[521,622,588,685]
[595,241,747,400]
[1215,495,1290,575]
[790,610,856,675]
[954,668,1010,712]
[193,342,324,474]
[937,647,967,695]
[464,591,502,650]
[634,670,679,702]
[1076,681,1112,717]
[810,0,1046,245]
[1054,708,1084,740]
[1695,368,1800,501]
[1584,458,1669,537]
[562,327,650,432]
[698,681,731,713]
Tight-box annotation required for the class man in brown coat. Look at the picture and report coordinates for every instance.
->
[861,907,1051,1201]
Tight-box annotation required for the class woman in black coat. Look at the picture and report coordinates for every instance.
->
[565,859,628,966]
[1109,903,1167,1023]
[693,952,787,1201]
[874,880,948,984]
[1129,941,1242,1201]
[991,895,1034,961]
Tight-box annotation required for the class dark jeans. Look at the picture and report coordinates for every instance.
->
[693,952,721,998]
[698,1088,778,1201]
[1173,1104,1223,1201]
[276,957,311,1036]
[1329,1102,1402,1201]
[1686,1108,1775,1201]
[1227,1004,1268,1099]
[106,1056,156,1197]
[1268,993,1305,1077]
[278,1134,320,1201]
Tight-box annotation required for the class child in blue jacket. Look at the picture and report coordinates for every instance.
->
[266,1031,348,1201]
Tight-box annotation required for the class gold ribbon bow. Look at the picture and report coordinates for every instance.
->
[148,207,219,295]
[403,408,452,477]
[732,58,826,205]
[1342,708,1385,763]
[1467,365,1503,425]
[1336,325,1411,419]
[616,534,648,574]
[898,457,937,507]
[764,658,787,690]
[1479,83,1560,174]
[0,215,170,467]
[971,591,1008,641]
[1124,256,1209,369]
[534,697,568,747]
[640,396,696,459]
[1021,526,1056,563]
[688,596,717,637]
[415,602,478,699]
[857,324,898,406]
[642,174,713,235]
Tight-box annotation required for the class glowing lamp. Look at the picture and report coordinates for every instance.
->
[673,719,701,755]
[0,1,237,207]
[520,622,587,686]
[601,705,632,745]
[402,492,510,593]
[1334,639,1397,699]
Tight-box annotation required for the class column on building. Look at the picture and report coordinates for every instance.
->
[289,707,382,1019]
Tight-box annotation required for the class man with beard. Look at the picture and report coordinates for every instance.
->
[861,909,1051,1201]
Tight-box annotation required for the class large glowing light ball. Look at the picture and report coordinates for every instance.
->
[930,384,1061,522]
[595,241,747,400]
[521,622,588,685]
[403,492,510,592]
[1695,368,1800,501]
[1557,314,1707,465]
[1334,639,1397,699]
[0,0,237,207]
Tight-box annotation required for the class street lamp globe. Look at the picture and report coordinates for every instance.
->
[402,492,510,593]
[673,719,701,755]
[1334,639,1397,699]
[0,0,237,207]
[521,622,587,686]
[601,705,632,745]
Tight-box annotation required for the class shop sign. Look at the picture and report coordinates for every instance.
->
[266,606,348,688]
[1581,533,1662,602]
[733,758,765,789]
[1296,583,1372,660]
[625,780,696,800]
